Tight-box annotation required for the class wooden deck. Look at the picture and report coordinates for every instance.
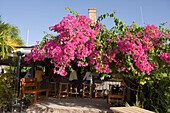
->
[110,106,155,113]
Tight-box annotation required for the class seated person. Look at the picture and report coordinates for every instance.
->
[69,69,78,82]
[83,67,92,84]
[69,69,82,93]
[24,69,31,78]
[35,67,45,88]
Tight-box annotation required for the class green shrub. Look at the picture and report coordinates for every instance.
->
[0,73,15,109]
[138,79,170,113]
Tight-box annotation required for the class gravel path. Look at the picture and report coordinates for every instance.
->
[25,97,113,113]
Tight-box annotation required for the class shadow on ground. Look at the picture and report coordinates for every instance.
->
[26,97,113,113]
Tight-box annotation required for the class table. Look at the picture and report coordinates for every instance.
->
[110,107,155,113]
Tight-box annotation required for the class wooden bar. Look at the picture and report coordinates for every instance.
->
[107,79,123,82]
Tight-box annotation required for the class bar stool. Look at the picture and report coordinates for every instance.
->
[69,83,78,98]
[49,77,57,97]
[82,83,92,98]
[58,82,69,99]
[95,83,104,99]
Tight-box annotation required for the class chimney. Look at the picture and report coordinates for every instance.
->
[88,8,96,23]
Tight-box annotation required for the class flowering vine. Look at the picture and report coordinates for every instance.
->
[25,14,102,76]
[25,8,170,80]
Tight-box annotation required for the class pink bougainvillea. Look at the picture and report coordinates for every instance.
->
[25,14,102,76]
[114,34,154,75]
[158,51,170,63]
[25,13,170,77]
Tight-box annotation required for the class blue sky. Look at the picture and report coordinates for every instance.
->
[1,0,170,46]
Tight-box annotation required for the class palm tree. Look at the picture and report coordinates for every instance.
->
[0,16,24,59]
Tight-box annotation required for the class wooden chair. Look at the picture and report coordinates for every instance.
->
[58,82,69,99]
[49,77,58,97]
[69,83,78,98]
[107,79,126,108]
[82,83,92,99]
[19,78,49,105]
[95,83,104,99]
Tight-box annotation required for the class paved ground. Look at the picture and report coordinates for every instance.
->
[25,97,113,113]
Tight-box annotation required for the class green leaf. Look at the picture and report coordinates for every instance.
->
[125,102,131,107]
[161,73,167,78]
[100,75,105,80]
